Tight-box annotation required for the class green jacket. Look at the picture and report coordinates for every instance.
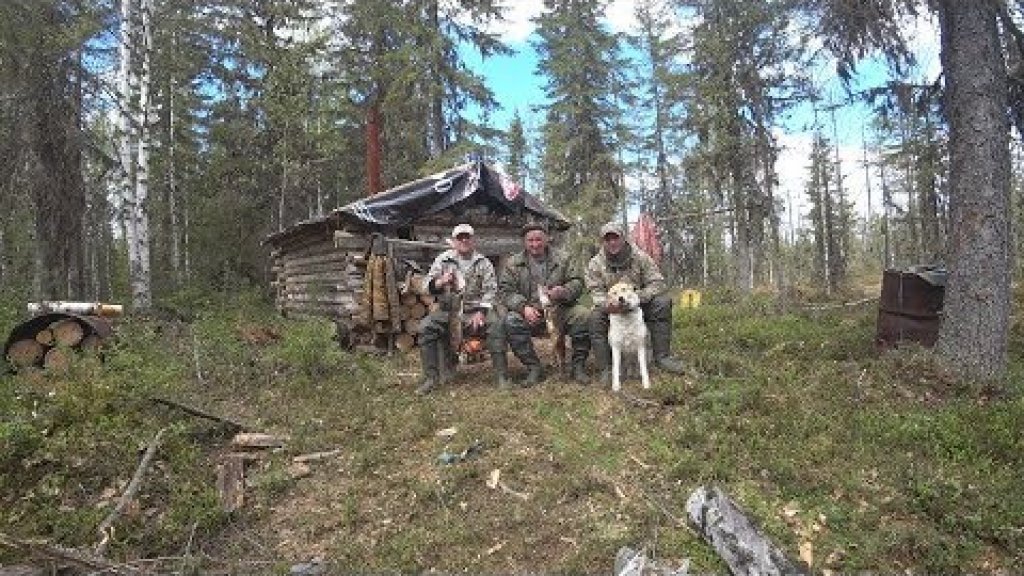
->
[499,248,584,314]
[585,242,666,306]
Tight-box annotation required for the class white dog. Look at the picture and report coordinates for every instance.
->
[606,281,651,392]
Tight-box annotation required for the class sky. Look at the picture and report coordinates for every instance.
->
[465,0,942,230]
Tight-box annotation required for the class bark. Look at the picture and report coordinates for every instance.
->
[934,0,1012,380]
[168,48,181,287]
[130,0,153,310]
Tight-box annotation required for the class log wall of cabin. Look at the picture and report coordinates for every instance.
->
[269,212,565,349]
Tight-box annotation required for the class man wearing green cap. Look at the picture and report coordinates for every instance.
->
[498,223,591,386]
[585,221,688,384]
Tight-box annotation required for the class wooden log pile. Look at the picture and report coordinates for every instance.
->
[5,314,113,371]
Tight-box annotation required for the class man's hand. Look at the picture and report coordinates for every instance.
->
[437,269,455,289]
[523,305,543,326]
[546,285,568,302]
[470,310,486,330]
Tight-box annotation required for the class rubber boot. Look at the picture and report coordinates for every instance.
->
[592,337,611,386]
[590,311,611,386]
[508,331,544,387]
[417,340,441,394]
[493,352,511,389]
[650,320,687,375]
[570,336,589,384]
[524,364,545,387]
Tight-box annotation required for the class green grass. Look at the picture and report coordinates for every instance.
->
[1,289,1022,573]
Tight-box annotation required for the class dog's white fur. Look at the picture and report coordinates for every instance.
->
[606,281,651,392]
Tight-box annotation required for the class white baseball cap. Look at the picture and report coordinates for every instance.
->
[452,223,475,238]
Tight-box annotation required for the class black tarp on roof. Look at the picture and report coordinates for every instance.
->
[339,160,569,229]
[265,161,570,247]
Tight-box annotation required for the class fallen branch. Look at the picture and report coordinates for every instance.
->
[498,480,530,501]
[149,397,245,433]
[799,296,878,311]
[292,449,342,463]
[95,428,168,557]
[0,533,142,575]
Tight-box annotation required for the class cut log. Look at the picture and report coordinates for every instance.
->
[419,294,435,306]
[34,328,54,346]
[6,339,45,368]
[43,347,72,371]
[403,319,421,334]
[685,486,808,576]
[395,333,416,352]
[27,302,123,317]
[216,454,246,513]
[51,318,85,347]
[79,334,103,352]
[409,302,428,319]
[231,432,285,450]
[407,274,430,296]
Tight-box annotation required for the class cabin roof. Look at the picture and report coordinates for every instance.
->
[265,161,570,248]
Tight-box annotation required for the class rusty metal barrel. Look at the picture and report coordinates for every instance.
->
[875,266,946,349]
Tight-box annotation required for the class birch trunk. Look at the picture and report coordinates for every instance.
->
[130,0,153,310]
[118,0,139,305]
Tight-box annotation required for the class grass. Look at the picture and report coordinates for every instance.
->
[1,289,1022,573]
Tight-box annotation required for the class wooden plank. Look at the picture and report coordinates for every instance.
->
[217,454,246,513]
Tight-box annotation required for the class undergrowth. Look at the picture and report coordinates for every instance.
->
[0,288,1021,573]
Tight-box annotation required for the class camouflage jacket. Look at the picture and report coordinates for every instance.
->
[585,242,666,307]
[499,248,584,314]
[427,249,497,312]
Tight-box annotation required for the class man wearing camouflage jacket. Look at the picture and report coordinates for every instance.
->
[499,223,590,386]
[416,223,504,394]
[585,221,688,385]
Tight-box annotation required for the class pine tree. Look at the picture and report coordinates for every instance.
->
[533,0,628,255]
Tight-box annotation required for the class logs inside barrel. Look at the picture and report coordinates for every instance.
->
[4,312,114,371]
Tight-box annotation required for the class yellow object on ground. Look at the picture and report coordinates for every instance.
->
[679,289,702,309]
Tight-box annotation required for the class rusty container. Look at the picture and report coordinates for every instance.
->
[875,266,946,349]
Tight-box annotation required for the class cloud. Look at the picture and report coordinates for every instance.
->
[494,0,543,44]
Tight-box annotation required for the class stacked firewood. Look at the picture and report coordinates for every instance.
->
[357,266,437,352]
[5,309,116,371]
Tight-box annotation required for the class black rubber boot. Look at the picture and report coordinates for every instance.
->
[493,352,511,389]
[650,320,687,375]
[570,336,589,384]
[417,340,441,394]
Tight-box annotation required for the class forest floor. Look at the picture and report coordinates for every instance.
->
[1,288,1023,574]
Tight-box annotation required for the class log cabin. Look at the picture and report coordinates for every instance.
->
[264,160,571,350]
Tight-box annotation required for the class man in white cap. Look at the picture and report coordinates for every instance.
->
[416,223,504,394]
[585,221,688,384]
